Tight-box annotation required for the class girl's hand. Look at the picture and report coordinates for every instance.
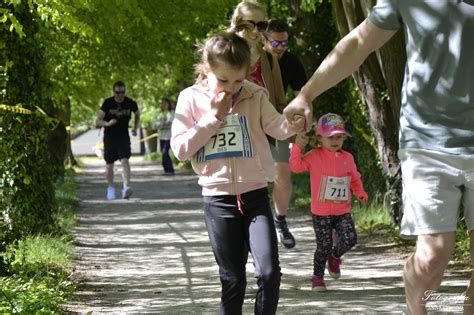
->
[358,194,369,205]
[290,114,306,133]
[295,134,309,148]
[210,91,232,121]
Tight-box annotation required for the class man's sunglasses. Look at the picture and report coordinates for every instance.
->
[270,40,288,48]
[115,91,125,95]
[243,20,268,32]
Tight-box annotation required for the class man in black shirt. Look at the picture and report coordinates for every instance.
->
[95,81,140,200]
[263,19,308,249]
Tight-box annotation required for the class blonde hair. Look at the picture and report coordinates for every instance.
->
[229,1,266,32]
[194,32,251,82]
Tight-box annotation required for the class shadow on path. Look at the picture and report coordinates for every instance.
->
[63,158,469,314]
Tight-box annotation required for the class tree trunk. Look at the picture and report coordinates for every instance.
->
[333,0,406,224]
[58,96,78,166]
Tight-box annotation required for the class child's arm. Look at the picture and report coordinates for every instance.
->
[259,92,296,140]
[289,139,310,173]
[348,154,368,205]
[171,91,222,161]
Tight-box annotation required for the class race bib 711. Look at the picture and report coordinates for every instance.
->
[318,176,351,204]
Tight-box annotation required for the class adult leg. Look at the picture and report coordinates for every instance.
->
[464,231,474,315]
[120,158,131,188]
[203,195,248,315]
[106,163,114,187]
[161,139,174,174]
[103,136,116,187]
[273,162,292,217]
[463,174,474,315]
[246,188,281,315]
[273,161,295,248]
[103,136,119,199]
[403,232,455,315]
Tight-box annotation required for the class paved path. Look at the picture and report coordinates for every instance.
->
[63,158,469,314]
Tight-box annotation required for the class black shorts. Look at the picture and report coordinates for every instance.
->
[103,135,131,164]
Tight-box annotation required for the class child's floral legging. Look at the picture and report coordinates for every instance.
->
[312,213,357,277]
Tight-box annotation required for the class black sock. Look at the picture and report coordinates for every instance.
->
[276,215,286,221]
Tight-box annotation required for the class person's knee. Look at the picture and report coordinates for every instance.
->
[257,268,281,289]
[408,247,452,277]
[341,236,357,250]
[274,164,291,188]
[221,274,247,295]
[120,158,130,165]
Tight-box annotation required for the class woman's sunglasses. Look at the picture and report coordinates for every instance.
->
[242,20,268,32]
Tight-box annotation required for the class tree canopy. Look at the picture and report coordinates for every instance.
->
[2,0,240,124]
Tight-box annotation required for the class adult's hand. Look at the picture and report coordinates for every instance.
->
[284,94,313,133]
[106,119,118,127]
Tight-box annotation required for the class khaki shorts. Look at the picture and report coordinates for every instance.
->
[399,149,474,237]
[270,139,290,163]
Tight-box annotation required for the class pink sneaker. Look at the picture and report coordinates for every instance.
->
[311,275,327,291]
[328,254,341,279]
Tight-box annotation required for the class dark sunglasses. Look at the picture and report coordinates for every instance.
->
[270,40,288,48]
[244,20,268,32]
[114,90,125,95]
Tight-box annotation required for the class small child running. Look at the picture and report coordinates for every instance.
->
[289,113,368,291]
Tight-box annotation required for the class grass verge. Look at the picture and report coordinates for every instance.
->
[0,167,78,313]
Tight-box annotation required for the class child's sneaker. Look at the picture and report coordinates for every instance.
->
[311,275,327,291]
[106,186,116,200]
[122,186,133,199]
[328,254,341,279]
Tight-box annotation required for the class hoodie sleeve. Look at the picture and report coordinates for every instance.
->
[348,153,368,199]
[259,91,295,140]
[289,144,311,173]
[171,88,222,161]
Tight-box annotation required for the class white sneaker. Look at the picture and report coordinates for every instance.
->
[122,186,133,199]
[106,186,116,200]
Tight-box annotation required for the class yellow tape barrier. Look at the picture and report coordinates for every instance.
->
[0,103,32,115]
[139,132,158,143]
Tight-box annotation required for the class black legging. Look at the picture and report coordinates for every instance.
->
[203,188,281,315]
[312,213,357,277]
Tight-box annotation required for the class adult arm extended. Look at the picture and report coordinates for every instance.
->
[284,18,397,131]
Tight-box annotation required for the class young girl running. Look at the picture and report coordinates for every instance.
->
[170,32,303,314]
[289,113,368,291]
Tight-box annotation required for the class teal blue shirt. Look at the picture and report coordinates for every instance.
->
[370,0,474,154]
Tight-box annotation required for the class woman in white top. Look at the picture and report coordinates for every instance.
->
[157,97,175,175]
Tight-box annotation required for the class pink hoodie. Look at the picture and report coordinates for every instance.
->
[171,80,294,196]
[290,144,367,216]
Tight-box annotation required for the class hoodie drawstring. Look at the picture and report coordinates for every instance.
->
[236,194,244,215]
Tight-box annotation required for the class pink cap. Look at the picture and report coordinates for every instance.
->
[316,113,351,137]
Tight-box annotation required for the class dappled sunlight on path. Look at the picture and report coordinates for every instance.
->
[63,158,469,314]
